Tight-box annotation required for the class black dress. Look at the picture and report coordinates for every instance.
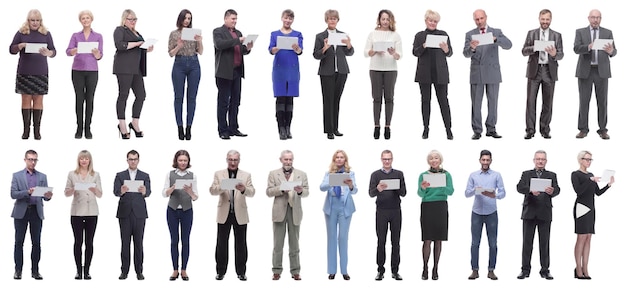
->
[571,170,610,234]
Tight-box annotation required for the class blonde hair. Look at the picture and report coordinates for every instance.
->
[120,9,136,27]
[424,9,441,22]
[427,150,444,170]
[577,150,592,164]
[324,9,339,22]
[376,9,396,31]
[78,10,94,21]
[74,150,95,176]
[328,149,351,173]
[19,9,48,35]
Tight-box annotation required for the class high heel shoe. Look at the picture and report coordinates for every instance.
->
[574,268,584,279]
[384,127,391,140]
[421,268,428,280]
[178,126,184,140]
[373,126,380,139]
[129,122,143,138]
[170,272,179,281]
[118,125,130,139]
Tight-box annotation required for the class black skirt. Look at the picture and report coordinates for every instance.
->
[420,200,449,241]
[16,74,48,95]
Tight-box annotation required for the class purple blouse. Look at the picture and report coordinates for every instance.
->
[9,29,56,75]
[65,29,103,71]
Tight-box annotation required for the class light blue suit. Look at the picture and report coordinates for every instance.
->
[320,171,357,275]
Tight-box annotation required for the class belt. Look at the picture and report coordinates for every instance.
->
[538,64,548,67]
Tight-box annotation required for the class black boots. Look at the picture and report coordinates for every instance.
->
[185,126,192,140]
[32,109,43,140]
[178,126,192,140]
[21,108,32,139]
[374,126,380,139]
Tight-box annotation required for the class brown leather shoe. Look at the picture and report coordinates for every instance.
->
[487,271,498,280]
[599,132,610,140]
[272,273,280,280]
[292,274,301,280]
[468,270,479,280]
[576,131,588,138]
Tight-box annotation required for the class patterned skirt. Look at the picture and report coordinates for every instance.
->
[16,74,48,95]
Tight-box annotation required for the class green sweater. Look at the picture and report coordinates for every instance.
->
[417,170,454,202]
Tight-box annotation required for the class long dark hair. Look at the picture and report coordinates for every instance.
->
[176,9,192,30]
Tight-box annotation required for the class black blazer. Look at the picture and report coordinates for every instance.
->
[521,28,564,81]
[114,169,151,219]
[113,26,147,76]
[516,169,560,221]
[574,26,617,79]
[213,25,250,79]
[313,29,354,75]
[413,29,453,84]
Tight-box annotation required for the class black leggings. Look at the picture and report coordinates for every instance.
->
[71,216,98,271]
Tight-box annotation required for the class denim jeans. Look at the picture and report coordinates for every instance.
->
[470,211,498,270]
[172,55,201,126]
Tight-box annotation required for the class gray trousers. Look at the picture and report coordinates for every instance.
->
[470,83,499,134]
[272,206,300,275]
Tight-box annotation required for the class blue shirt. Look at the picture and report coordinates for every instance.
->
[464,169,506,215]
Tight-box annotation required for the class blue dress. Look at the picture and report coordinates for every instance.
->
[269,30,302,97]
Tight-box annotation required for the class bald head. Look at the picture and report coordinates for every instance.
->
[473,9,487,29]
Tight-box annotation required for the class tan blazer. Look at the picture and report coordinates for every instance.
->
[210,168,255,224]
[266,168,309,225]
[65,171,102,216]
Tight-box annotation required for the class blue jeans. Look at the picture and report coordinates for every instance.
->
[470,211,498,270]
[167,207,193,270]
[14,206,42,273]
[172,55,201,126]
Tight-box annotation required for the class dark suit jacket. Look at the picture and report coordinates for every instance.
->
[462,26,512,84]
[213,25,250,80]
[313,29,354,75]
[112,26,147,76]
[10,169,51,219]
[574,26,617,79]
[114,169,151,219]
[413,29,453,83]
[521,28,564,80]
[516,169,560,221]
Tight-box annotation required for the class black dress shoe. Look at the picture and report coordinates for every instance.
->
[486,131,502,138]
[237,274,247,281]
[75,271,83,280]
[517,271,530,279]
[375,272,384,280]
[373,127,380,139]
[119,273,128,280]
[446,128,453,140]
[137,273,145,280]
[219,134,231,140]
[14,271,22,280]
[540,271,553,280]
[84,273,92,280]
[422,128,429,139]
[384,127,391,140]
[541,133,551,139]
[32,272,43,280]
[231,130,248,137]
[342,274,351,280]
[215,274,225,280]
[327,133,334,139]
[328,274,335,280]
[524,132,534,139]
[333,131,343,136]
[170,272,179,281]
[392,273,403,280]
[472,133,481,140]
[181,275,189,281]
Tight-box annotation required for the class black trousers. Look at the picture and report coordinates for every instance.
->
[72,70,99,128]
[376,208,402,274]
[118,213,145,274]
[521,218,551,273]
[320,73,347,133]
[116,74,146,120]
[215,212,247,275]
[71,216,98,271]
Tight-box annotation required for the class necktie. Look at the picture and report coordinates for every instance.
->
[229,171,235,212]
[284,169,294,207]
[539,30,547,63]
[536,170,543,178]
[591,28,598,63]
[480,28,485,34]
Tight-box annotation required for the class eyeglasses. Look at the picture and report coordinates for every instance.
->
[227,158,240,162]
[25,158,38,162]
[581,158,593,162]
[534,158,547,161]
[381,158,393,161]
[126,18,138,22]
[588,16,601,20]
[127,158,139,162]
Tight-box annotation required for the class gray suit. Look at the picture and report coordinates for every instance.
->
[266,168,309,275]
[574,26,617,134]
[463,27,512,134]
[521,28,564,135]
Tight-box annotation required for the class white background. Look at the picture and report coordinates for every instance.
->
[1,1,624,289]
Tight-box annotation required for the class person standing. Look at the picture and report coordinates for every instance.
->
[64,150,103,280]
[522,9,563,139]
[66,10,103,139]
[320,149,357,280]
[313,9,354,140]
[213,9,253,140]
[266,150,309,280]
[417,150,453,280]
[572,150,614,279]
[463,9,512,140]
[113,9,153,139]
[168,9,203,140]
[464,149,506,280]
[574,9,617,140]
[365,9,402,140]
[210,150,256,281]
[516,150,560,280]
[369,149,406,281]
[269,9,303,140]
[11,149,53,280]
[113,149,151,280]
[10,9,56,140]
[162,150,198,280]
[413,10,453,140]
